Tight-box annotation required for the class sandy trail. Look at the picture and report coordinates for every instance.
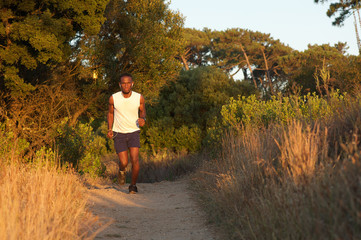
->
[87,178,216,240]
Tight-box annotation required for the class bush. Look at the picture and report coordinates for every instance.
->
[144,117,202,155]
[145,66,257,154]
[220,90,347,129]
[56,119,106,177]
[174,125,202,153]
[0,121,29,163]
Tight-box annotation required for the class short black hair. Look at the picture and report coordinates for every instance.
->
[119,73,133,82]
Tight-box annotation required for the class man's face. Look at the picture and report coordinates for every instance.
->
[120,76,133,94]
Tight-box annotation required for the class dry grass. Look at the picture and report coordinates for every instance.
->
[0,160,102,240]
[277,121,328,184]
[194,105,361,239]
[138,151,200,182]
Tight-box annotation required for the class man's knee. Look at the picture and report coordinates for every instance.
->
[129,147,139,158]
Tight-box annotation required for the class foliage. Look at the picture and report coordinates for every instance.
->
[153,66,256,129]
[221,90,347,129]
[179,28,211,69]
[1,0,361,186]
[279,43,361,95]
[195,97,361,239]
[144,118,202,154]
[0,67,107,156]
[98,0,184,101]
[181,28,361,97]
[0,0,110,163]
[56,119,107,177]
[181,28,293,96]
[315,0,361,26]
[144,66,256,154]
[0,0,109,95]
[0,121,29,163]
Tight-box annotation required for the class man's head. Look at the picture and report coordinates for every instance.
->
[119,73,133,94]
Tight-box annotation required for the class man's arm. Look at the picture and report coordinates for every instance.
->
[138,95,146,127]
[107,96,114,139]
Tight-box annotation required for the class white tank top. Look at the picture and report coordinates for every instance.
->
[112,91,141,133]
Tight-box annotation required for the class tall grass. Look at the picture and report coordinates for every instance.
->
[0,159,101,240]
[195,98,361,239]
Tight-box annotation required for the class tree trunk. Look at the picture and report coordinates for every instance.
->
[354,9,361,54]
[240,44,257,88]
[179,48,191,70]
[180,55,190,71]
[261,47,274,95]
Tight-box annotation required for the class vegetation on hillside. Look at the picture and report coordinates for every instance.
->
[194,92,361,239]
[1,0,360,238]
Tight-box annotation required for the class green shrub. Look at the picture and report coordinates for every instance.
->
[32,147,58,168]
[96,121,115,153]
[174,125,202,153]
[0,121,29,163]
[220,90,347,129]
[144,118,202,155]
[56,119,106,177]
[145,66,257,154]
[78,152,105,178]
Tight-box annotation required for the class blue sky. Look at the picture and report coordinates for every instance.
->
[168,0,359,56]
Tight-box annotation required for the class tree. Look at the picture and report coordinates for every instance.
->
[0,0,109,95]
[181,28,293,97]
[178,28,211,70]
[151,66,256,130]
[353,6,361,54]
[279,43,361,94]
[315,0,360,26]
[143,66,256,153]
[98,0,184,102]
[0,0,110,155]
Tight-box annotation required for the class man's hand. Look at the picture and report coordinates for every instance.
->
[138,118,146,127]
[107,130,114,139]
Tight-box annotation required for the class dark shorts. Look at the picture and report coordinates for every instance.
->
[113,130,140,153]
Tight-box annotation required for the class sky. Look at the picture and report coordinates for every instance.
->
[168,0,360,56]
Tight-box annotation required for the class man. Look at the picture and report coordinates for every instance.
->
[107,73,146,194]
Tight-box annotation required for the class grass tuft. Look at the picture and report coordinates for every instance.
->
[0,161,101,240]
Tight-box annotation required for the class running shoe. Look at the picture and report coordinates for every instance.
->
[118,170,126,185]
[128,184,138,194]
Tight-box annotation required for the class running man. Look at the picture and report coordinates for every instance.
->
[107,73,146,194]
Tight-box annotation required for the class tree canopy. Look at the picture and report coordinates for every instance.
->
[180,28,293,97]
[151,66,256,130]
[279,43,361,94]
[315,0,360,26]
[97,0,185,102]
[0,0,109,95]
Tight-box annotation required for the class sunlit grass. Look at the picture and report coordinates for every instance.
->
[0,160,101,240]
[194,100,361,239]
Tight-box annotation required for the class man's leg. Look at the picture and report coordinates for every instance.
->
[129,147,140,186]
[117,150,128,170]
[117,150,128,184]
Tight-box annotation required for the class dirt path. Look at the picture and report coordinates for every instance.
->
[87,178,216,240]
